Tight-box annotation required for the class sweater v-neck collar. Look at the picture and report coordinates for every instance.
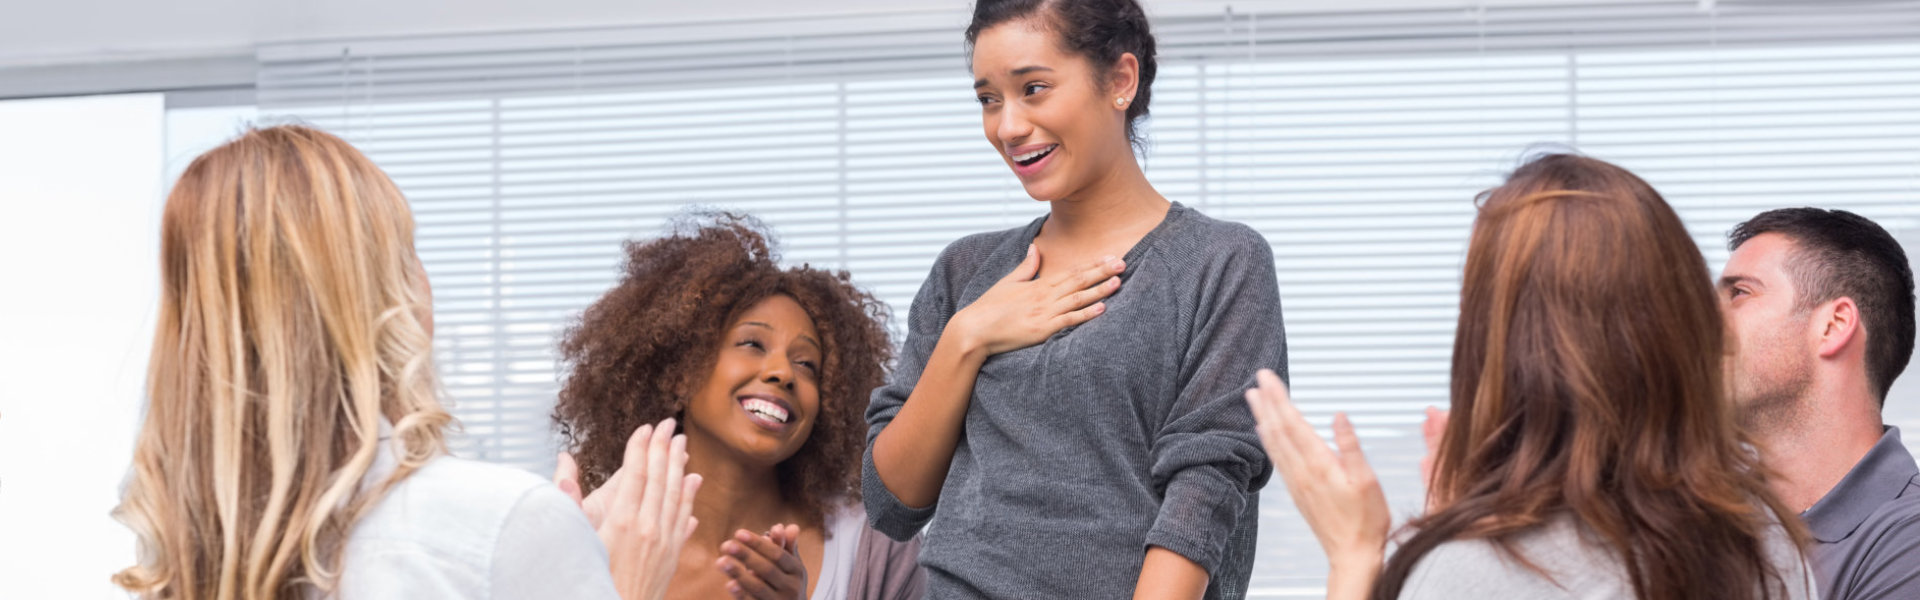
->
[1018,201,1188,277]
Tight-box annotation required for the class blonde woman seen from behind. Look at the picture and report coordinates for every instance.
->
[113,125,698,600]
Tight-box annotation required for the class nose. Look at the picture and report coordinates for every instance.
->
[994,101,1032,149]
[761,355,795,391]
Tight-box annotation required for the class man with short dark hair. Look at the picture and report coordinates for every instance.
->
[1721,207,1920,600]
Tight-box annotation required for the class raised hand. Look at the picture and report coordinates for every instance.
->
[1244,369,1389,600]
[946,244,1124,356]
[554,451,620,529]
[717,524,808,599]
[598,419,704,600]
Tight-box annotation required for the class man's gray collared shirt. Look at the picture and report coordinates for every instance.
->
[1804,426,1920,600]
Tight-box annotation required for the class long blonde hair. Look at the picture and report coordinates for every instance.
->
[115,125,453,599]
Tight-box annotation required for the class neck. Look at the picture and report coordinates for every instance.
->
[1754,375,1884,512]
[682,433,796,549]
[1044,152,1166,243]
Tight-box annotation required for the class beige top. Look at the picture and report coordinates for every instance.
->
[813,502,925,600]
[1398,511,1817,599]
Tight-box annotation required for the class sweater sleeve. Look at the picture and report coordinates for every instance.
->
[861,241,964,541]
[1143,224,1286,572]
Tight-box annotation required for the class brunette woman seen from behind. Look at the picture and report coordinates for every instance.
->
[1246,154,1815,600]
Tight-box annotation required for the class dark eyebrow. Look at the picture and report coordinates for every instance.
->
[974,65,1054,89]
[740,322,822,352]
[1717,274,1763,290]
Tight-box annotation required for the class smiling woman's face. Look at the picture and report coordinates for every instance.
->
[681,293,823,467]
[973,18,1134,202]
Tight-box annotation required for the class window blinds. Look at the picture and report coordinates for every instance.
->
[256,2,1920,595]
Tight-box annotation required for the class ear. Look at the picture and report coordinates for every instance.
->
[1815,297,1862,359]
[1107,52,1141,111]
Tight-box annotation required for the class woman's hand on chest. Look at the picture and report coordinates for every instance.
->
[947,244,1125,357]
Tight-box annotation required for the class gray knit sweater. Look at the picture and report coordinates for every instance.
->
[862,202,1287,599]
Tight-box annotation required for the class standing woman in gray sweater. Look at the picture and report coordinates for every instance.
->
[862,1,1286,599]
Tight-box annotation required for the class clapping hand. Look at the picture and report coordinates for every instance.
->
[1244,369,1390,600]
[717,524,808,599]
[555,419,703,600]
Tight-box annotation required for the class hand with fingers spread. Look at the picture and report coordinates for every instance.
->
[716,524,809,599]
[597,418,705,600]
[1244,369,1390,600]
[946,244,1124,356]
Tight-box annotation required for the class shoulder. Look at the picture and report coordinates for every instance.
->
[1397,537,1530,598]
[1151,208,1277,315]
[332,453,599,596]
[1399,519,1627,598]
[397,454,555,513]
[1861,482,1920,552]
[1169,206,1269,250]
[1882,475,1920,524]
[347,455,558,560]
[1401,536,1512,583]
[335,456,607,598]
[1158,206,1274,274]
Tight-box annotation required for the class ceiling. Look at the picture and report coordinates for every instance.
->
[0,0,1623,68]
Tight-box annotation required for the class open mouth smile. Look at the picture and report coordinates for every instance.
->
[737,393,794,431]
[1011,144,1057,167]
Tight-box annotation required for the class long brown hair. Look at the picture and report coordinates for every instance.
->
[1372,154,1808,600]
[115,126,451,599]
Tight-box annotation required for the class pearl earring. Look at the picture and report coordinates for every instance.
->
[1115,97,1128,106]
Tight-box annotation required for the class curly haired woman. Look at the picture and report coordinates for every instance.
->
[553,215,924,600]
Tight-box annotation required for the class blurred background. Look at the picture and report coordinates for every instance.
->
[2,0,1917,597]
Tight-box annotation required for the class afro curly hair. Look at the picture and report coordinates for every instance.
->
[553,213,894,522]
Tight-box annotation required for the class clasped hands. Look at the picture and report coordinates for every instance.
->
[552,418,808,600]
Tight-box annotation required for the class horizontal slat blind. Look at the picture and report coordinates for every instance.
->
[257,2,1920,596]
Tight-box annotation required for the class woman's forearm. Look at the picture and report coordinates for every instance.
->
[869,331,988,508]
[1131,546,1209,600]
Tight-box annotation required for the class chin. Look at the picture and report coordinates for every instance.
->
[1018,181,1067,202]
[730,431,805,462]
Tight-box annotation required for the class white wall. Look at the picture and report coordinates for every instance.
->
[163,105,259,181]
[0,93,165,598]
